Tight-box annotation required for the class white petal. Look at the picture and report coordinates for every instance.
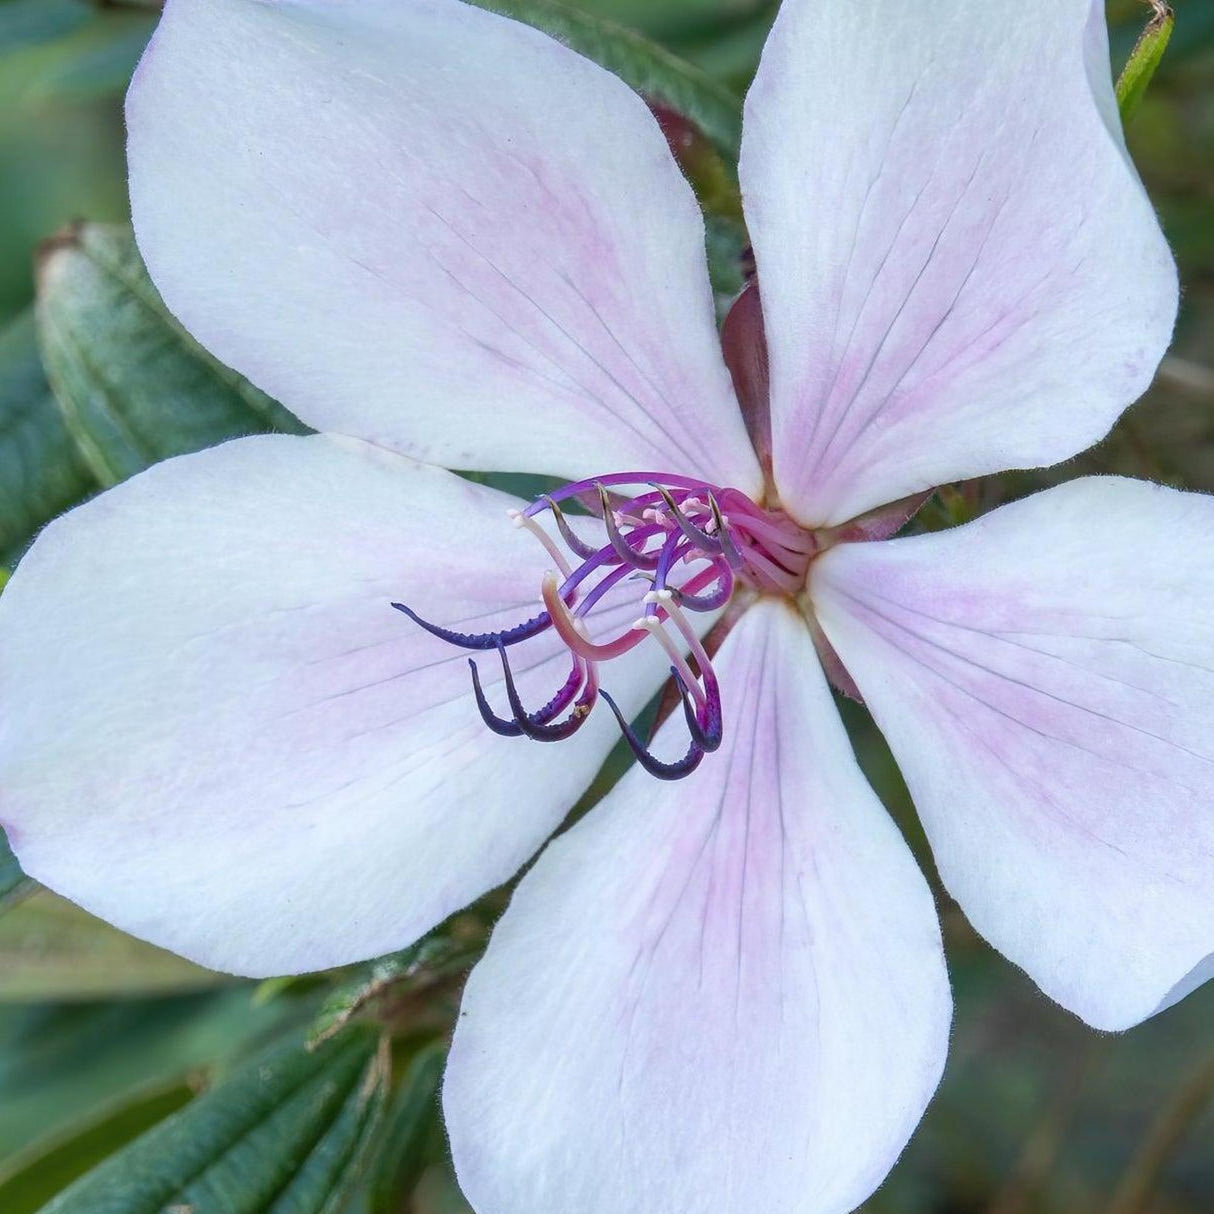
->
[812,478,1214,1030]
[126,0,760,492]
[445,599,950,1214]
[741,0,1177,526]
[0,436,664,976]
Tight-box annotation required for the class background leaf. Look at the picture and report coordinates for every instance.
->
[0,892,227,1002]
[0,829,32,911]
[39,1026,386,1214]
[35,222,306,490]
[0,1084,194,1214]
[0,987,314,1159]
[0,310,100,565]
[363,1043,446,1214]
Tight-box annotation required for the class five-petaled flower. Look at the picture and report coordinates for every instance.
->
[0,0,1209,1210]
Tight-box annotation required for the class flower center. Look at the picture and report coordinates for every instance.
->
[395,471,818,780]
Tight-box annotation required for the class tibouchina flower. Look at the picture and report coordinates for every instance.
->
[0,0,1205,1208]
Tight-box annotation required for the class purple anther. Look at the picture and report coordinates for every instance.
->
[468,657,524,737]
[670,573,733,613]
[533,655,588,724]
[542,496,600,560]
[688,671,723,753]
[707,495,746,574]
[496,642,596,742]
[597,485,661,570]
[599,676,706,781]
[653,486,724,556]
[393,602,552,650]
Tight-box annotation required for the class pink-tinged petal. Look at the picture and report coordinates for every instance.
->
[812,478,1214,1031]
[741,0,1177,526]
[445,599,950,1214]
[126,0,761,494]
[0,436,664,977]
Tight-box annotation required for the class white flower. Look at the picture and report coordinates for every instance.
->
[0,1,1202,1211]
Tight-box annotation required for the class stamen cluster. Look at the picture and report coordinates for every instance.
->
[396,473,816,779]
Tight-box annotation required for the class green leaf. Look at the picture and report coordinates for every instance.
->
[0,987,313,1161]
[18,17,152,107]
[0,2,155,116]
[0,0,91,58]
[39,1027,387,1214]
[0,891,227,1002]
[1115,2,1174,123]
[0,1084,193,1214]
[0,828,32,911]
[471,0,742,159]
[364,1043,446,1214]
[34,222,305,492]
[0,310,100,565]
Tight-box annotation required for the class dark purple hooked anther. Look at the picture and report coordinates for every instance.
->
[469,657,525,737]
[497,641,596,742]
[394,602,552,651]
[599,673,707,781]
[532,655,587,725]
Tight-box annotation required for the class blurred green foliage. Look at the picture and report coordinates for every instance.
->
[0,0,1212,1211]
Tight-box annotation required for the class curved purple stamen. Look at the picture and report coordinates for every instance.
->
[671,572,733,613]
[599,671,706,781]
[708,495,746,573]
[644,533,690,619]
[393,602,552,651]
[653,486,724,556]
[533,655,587,724]
[598,485,661,570]
[574,562,635,618]
[497,642,596,742]
[469,657,524,737]
[543,496,601,561]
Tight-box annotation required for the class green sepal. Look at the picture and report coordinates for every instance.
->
[312,933,483,1049]
[1115,2,1174,124]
